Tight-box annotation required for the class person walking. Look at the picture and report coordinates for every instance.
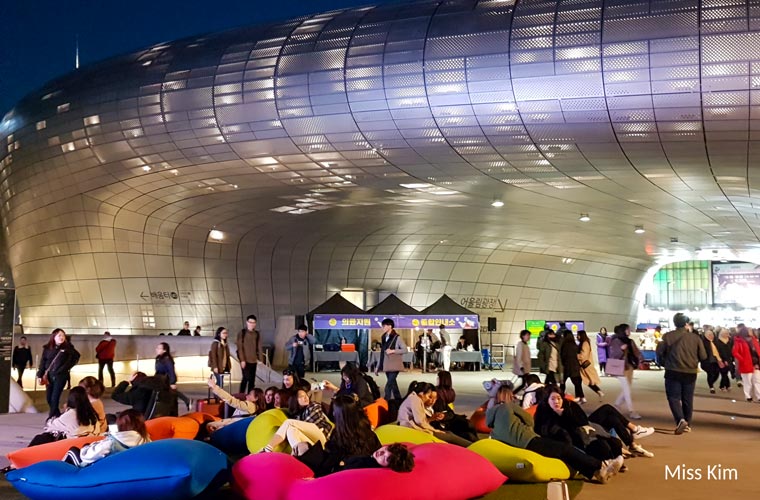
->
[578,330,604,398]
[731,326,760,402]
[237,314,262,393]
[537,328,562,386]
[155,342,191,412]
[596,328,609,376]
[656,313,707,434]
[95,331,116,387]
[286,325,315,379]
[208,327,231,387]
[512,330,532,393]
[559,329,585,402]
[715,328,734,392]
[608,324,641,420]
[375,318,406,401]
[700,330,721,394]
[37,328,80,418]
[12,336,33,388]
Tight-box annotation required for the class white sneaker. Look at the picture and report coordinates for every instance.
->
[593,461,612,484]
[630,443,655,458]
[609,455,625,475]
[632,425,655,439]
[578,397,588,404]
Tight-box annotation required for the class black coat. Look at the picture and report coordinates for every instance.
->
[12,346,33,369]
[559,333,581,378]
[112,376,175,418]
[36,343,80,381]
[338,376,374,408]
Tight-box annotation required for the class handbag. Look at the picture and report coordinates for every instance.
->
[606,358,626,377]
[40,350,64,386]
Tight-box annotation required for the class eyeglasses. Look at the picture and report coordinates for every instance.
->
[282,370,294,376]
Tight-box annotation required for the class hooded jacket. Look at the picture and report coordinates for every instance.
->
[77,430,150,466]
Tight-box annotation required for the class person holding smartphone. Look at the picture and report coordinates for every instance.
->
[286,325,315,379]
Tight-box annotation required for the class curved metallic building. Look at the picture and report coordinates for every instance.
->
[1,0,759,336]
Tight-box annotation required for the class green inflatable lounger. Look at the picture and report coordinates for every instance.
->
[374,424,444,445]
[468,438,571,483]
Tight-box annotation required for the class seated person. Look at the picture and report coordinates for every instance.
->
[264,386,278,410]
[261,389,333,454]
[282,369,311,395]
[274,389,291,409]
[486,385,621,484]
[398,382,472,447]
[29,387,101,446]
[111,371,174,418]
[64,409,150,466]
[430,372,478,442]
[296,394,382,476]
[321,363,374,408]
[520,374,545,409]
[534,386,624,463]
[79,376,107,434]
[206,378,266,432]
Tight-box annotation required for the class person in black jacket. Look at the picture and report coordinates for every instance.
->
[559,329,585,403]
[322,363,374,408]
[155,342,190,412]
[12,336,33,388]
[37,328,80,418]
[112,372,175,419]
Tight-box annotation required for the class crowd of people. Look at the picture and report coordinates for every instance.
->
[15,311,760,485]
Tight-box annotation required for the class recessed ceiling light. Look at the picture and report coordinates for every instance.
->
[209,230,224,241]
[579,213,590,222]
[634,225,645,234]
[141,165,151,172]
[399,183,430,189]
[491,200,504,207]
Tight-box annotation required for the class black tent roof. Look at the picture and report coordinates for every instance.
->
[421,294,478,316]
[308,293,366,316]
[367,294,419,315]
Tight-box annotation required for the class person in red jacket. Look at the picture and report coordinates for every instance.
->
[731,326,760,402]
[95,331,117,387]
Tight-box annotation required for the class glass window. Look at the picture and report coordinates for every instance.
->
[36,120,46,130]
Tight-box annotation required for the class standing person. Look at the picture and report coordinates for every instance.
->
[95,331,117,388]
[193,325,202,336]
[715,328,734,392]
[559,329,584,402]
[208,327,231,387]
[577,330,604,398]
[374,318,406,401]
[596,327,609,376]
[286,325,315,379]
[731,326,760,402]
[155,342,191,412]
[513,330,532,393]
[608,324,641,420]
[12,336,33,388]
[177,321,192,336]
[237,314,261,394]
[37,328,80,418]
[537,328,562,386]
[656,313,707,434]
[700,330,722,394]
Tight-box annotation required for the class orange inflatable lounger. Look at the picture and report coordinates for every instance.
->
[364,398,389,429]
[7,435,104,469]
[145,416,200,440]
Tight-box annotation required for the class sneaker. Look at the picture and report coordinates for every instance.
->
[738,381,743,388]
[578,397,587,405]
[597,391,605,398]
[683,425,692,433]
[632,425,655,439]
[619,464,628,473]
[631,443,655,458]
[593,460,613,484]
[710,388,716,394]
[748,398,753,402]
[675,419,688,435]
[629,412,642,420]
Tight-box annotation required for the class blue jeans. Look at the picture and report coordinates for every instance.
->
[384,371,401,400]
[46,375,67,418]
[664,371,697,424]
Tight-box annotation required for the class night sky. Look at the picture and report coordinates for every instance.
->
[0,0,403,115]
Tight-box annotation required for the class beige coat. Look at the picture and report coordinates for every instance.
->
[579,340,601,387]
[512,340,531,377]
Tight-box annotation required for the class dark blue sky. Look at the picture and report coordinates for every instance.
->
[0,0,402,115]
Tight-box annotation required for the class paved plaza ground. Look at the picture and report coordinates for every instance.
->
[1,367,756,499]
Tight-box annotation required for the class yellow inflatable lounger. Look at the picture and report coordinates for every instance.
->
[468,438,571,483]
[375,424,444,445]
[246,408,290,454]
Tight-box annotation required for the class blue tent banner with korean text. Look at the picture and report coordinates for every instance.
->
[313,314,479,330]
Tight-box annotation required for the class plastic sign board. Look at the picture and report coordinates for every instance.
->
[525,320,546,336]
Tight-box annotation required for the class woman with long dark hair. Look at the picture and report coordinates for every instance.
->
[261,388,333,454]
[29,386,99,446]
[397,381,472,447]
[609,324,642,419]
[209,327,231,387]
[155,342,191,411]
[430,374,479,442]
[322,362,374,407]
[37,328,80,418]
[577,330,604,399]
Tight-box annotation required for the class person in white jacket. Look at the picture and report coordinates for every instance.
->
[64,409,150,466]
